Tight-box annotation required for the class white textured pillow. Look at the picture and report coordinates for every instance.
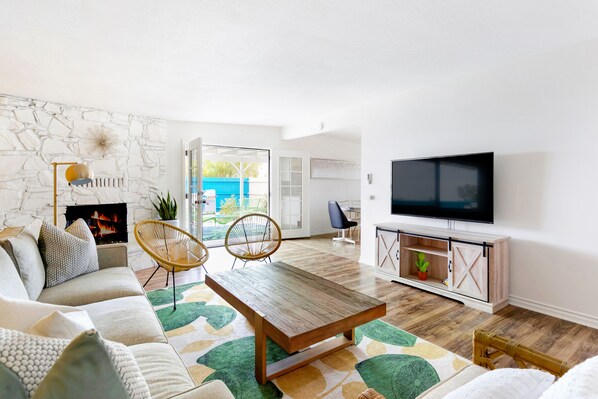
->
[29,310,95,339]
[443,368,555,399]
[0,294,87,332]
[38,219,99,287]
[539,356,598,399]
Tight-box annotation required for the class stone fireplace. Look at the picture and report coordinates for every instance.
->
[66,203,128,245]
[0,93,167,270]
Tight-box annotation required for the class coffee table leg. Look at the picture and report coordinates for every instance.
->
[255,312,267,384]
[344,328,355,345]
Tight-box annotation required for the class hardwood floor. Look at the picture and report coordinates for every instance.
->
[135,234,598,367]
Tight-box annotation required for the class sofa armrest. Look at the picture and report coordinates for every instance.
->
[167,381,234,399]
[473,329,570,377]
[97,243,128,269]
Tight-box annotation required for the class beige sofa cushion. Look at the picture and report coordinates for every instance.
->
[0,228,45,300]
[416,364,488,399]
[80,296,167,345]
[37,267,144,306]
[169,381,234,399]
[0,246,29,300]
[129,342,195,399]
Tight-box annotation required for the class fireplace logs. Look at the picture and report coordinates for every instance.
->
[65,203,127,245]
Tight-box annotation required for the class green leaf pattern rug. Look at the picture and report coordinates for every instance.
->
[148,282,469,399]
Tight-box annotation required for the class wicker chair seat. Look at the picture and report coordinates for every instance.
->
[134,220,209,309]
[224,213,282,267]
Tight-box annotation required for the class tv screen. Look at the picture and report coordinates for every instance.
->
[391,152,494,223]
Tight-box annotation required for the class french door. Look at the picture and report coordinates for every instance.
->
[183,138,203,239]
[272,151,310,239]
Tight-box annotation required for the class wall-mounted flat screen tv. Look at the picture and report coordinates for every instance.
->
[391,152,494,223]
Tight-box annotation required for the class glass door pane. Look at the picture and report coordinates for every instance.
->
[185,138,203,239]
[274,152,309,239]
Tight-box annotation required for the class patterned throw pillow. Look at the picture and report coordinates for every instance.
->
[38,219,99,288]
[0,328,151,399]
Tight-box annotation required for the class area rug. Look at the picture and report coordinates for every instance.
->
[147,282,469,399]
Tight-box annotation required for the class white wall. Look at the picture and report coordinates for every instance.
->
[165,121,360,236]
[360,39,598,326]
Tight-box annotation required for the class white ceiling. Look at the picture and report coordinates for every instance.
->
[2,1,598,128]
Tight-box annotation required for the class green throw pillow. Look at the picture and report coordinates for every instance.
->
[0,363,27,399]
[33,330,129,399]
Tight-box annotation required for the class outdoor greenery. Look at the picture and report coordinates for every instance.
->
[203,161,261,178]
[219,195,239,215]
[152,191,178,220]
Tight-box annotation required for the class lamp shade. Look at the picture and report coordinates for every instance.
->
[65,164,94,185]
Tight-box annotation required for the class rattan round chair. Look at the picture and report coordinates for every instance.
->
[134,220,209,310]
[224,213,282,269]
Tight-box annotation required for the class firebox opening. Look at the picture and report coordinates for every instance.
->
[65,203,128,245]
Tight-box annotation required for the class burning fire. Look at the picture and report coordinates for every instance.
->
[90,211,120,238]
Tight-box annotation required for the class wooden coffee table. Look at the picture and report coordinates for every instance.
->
[205,261,386,384]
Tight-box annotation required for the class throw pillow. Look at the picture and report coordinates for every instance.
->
[29,310,95,340]
[0,328,151,399]
[443,368,555,399]
[0,225,46,300]
[33,329,130,399]
[0,363,27,399]
[0,294,86,333]
[0,246,29,300]
[38,219,99,287]
[539,355,598,398]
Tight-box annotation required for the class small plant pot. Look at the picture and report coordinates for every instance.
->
[417,271,428,281]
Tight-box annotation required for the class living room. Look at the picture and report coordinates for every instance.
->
[1,2,598,399]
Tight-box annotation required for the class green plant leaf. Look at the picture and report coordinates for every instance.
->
[203,368,282,399]
[146,282,199,306]
[197,335,290,371]
[356,354,440,399]
[359,320,416,347]
[155,302,237,331]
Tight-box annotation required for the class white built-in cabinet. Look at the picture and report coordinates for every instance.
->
[374,223,510,314]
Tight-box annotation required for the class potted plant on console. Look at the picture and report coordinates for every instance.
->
[415,252,430,281]
[153,192,178,228]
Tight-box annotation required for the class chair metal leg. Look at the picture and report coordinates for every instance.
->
[172,270,177,311]
[332,228,356,245]
[231,257,237,270]
[165,270,169,287]
[142,265,160,288]
[268,256,272,263]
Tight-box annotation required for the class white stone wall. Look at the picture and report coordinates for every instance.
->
[0,94,167,270]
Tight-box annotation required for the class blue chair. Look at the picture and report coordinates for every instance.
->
[328,200,358,244]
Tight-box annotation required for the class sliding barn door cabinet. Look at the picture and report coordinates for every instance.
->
[375,223,510,314]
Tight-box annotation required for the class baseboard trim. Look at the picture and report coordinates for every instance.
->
[509,295,598,329]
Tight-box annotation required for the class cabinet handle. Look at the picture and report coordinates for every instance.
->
[448,260,452,273]
[396,249,399,260]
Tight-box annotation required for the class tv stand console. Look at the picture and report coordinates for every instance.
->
[375,223,510,314]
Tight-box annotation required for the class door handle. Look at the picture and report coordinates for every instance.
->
[448,260,452,273]
[396,249,399,260]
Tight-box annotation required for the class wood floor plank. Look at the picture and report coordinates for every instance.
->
[136,233,598,366]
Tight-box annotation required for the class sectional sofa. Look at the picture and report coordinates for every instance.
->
[0,230,233,399]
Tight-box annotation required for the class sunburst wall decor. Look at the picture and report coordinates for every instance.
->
[88,126,118,155]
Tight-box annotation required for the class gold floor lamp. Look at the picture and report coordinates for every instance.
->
[52,162,94,225]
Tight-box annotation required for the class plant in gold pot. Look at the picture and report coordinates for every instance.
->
[415,252,430,281]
